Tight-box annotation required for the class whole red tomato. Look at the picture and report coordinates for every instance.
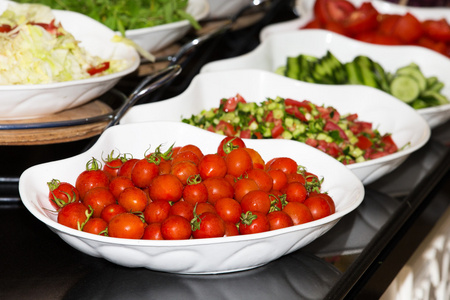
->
[82,186,116,218]
[82,217,108,235]
[198,154,227,179]
[178,144,204,160]
[240,190,272,215]
[239,211,269,235]
[267,211,294,231]
[75,159,110,199]
[215,197,242,224]
[169,200,194,221]
[118,186,149,212]
[283,182,308,203]
[217,136,246,157]
[161,215,192,240]
[47,179,80,209]
[108,176,134,199]
[148,174,183,202]
[191,212,225,239]
[143,200,171,224]
[233,178,259,203]
[57,202,89,230]
[225,148,253,178]
[142,222,164,240]
[304,196,333,220]
[203,177,234,205]
[182,175,208,206]
[267,157,298,175]
[170,161,199,185]
[100,203,127,223]
[108,212,145,239]
[131,158,159,188]
[246,168,273,192]
[283,202,313,225]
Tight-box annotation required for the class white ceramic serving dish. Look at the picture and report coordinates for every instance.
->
[19,121,364,274]
[124,0,209,53]
[201,29,450,129]
[206,0,253,19]
[0,2,140,120]
[120,69,431,185]
[261,0,450,40]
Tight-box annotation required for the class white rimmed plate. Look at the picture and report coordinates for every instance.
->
[19,120,364,274]
[201,29,450,128]
[0,3,140,120]
[124,0,209,53]
[120,69,431,185]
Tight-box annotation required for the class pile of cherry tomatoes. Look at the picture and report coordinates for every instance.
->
[304,0,450,58]
[48,136,336,240]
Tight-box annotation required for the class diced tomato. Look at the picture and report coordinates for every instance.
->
[346,113,358,122]
[326,142,342,157]
[344,2,379,35]
[265,111,275,122]
[392,13,423,44]
[253,132,263,139]
[284,98,312,111]
[240,129,252,139]
[369,151,389,159]
[271,124,284,138]
[349,120,372,135]
[324,121,348,140]
[0,24,12,32]
[285,106,307,122]
[87,62,110,76]
[356,135,372,150]
[222,94,246,113]
[207,125,215,132]
[216,120,236,137]
[381,135,398,153]
[314,0,356,24]
[422,19,450,43]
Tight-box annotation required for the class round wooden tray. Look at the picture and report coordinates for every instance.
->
[0,90,127,146]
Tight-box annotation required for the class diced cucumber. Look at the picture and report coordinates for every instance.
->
[390,75,420,103]
[395,64,427,92]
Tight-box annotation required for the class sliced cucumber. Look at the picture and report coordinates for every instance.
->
[395,64,427,92]
[373,62,390,93]
[286,56,301,79]
[420,90,449,105]
[344,62,363,85]
[390,75,421,103]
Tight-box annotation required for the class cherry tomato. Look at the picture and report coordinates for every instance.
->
[102,151,125,179]
[283,182,307,203]
[143,200,171,224]
[203,177,234,205]
[75,159,110,199]
[161,215,192,240]
[142,223,164,240]
[304,196,332,220]
[100,203,127,223]
[131,158,159,188]
[182,175,208,206]
[117,158,139,179]
[57,202,89,230]
[171,150,200,165]
[217,136,246,157]
[109,176,134,199]
[224,221,239,237]
[47,179,80,210]
[267,211,294,231]
[268,169,288,191]
[158,160,172,175]
[169,200,194,221]
[267,157,298,175]
[195,202,217,215]
[170,161,199,185]
[239,211,270,235]
[286,172,306,185]
[198,154,227,179]
[148,174,183,202]
[82,186,116,218]
[215,197,242,224]
[118,186,149,212]
[225,148,253,177]
[82,217,108,235]
[309,191,336,214]
[233,178,259,203]
[191,212,225,239]
[108,213,145,239]
[241,190,272,215]
[246,168,273,192]
[282,202,313,225]
[178,144,204,159]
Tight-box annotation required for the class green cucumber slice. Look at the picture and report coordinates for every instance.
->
[390,75,420,103]
[396,64,427,92]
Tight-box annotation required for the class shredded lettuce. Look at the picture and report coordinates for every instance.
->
[0,3,126,85]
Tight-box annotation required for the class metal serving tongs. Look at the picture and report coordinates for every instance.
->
[141,0,270,66]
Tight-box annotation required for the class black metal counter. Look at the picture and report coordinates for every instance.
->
[1,1,449,299]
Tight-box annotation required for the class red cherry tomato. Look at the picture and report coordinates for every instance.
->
[161,215,192,240]
[47,179,80,210]
[57,202,89,230]
[215,197,242,224]
[267,211,294,231]
[246,168,273,192]
[143,200,171,224]
[82,186,116,218]
[225,148,253,178]
[182,175,208,206]
[100,203,127,223]
[108,176,134,199]
[191,212,225,239]
[304,196,333,220]
[170,161,199,185]
[169,200,194,221]
[240,190,272,215]
[203,177,234,205]
[283,182,308,203]
[217,136,246,157]
[118,186,149,212]
[239,211,270,235]
[142,223,164,240]
[131,158,159,188]
[108,213,145,239]
[233,178,259,203]
[148,174,184,202]
[198,154,227,179]
[282,202,314,225]
[82,217,108,235]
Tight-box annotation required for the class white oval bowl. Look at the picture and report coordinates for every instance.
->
[202,29,450,129]
[19,120,364,274]
[124,0,209,52]
[120,69,431,185]
[0,6,140,120]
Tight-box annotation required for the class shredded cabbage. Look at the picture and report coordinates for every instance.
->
[0,3,125,85]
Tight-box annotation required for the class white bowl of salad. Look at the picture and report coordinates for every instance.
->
[201,29,450,129]
[120,69,431,185]
[0,2,140,119]
[19,120,364,274]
